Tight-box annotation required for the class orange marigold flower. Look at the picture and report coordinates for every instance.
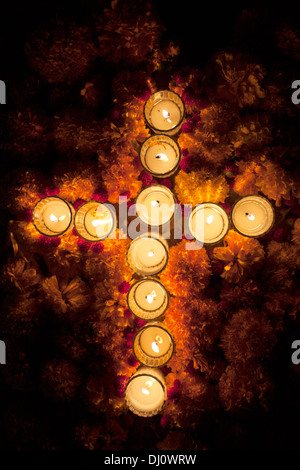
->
[212,51,266,108]
[54,169,98,203]
[213,230,264,283]
[233,159,261,196]
[175,169,229,205]
[54,116,104,160]
[221,308,277,363]
[159,240,211,298]
[229,114,272,153]
[292,219,300,245]
[255,160,300,207]
[234,158,300,206]
[41,275,90,317]
[102,157,142,203]
[3,258,42,294]
[7,170,47,216]
[267,240,300,271]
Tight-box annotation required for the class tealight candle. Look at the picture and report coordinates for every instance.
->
[231,195,275,237]
[126,234,169,276]
[125,366,166,417]
[144,90,185,136]
[136,186,176,227]
[188,203,229,244]
[133,322,174,367]
[127,278,169,320]
[74,201,115,241]
[139,134,181,178]
[32,196,73,236]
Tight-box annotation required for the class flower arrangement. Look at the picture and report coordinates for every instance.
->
[1,0,300,451]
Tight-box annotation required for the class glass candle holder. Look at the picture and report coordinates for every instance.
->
[32,196,73,237]
[230,195,275,238]
[188,203,229,245]
[74,201,115,241]
[125,366,166,417]
[143,90,185,136]
[126,234,169,276]
[133,322,174,367]
[139,134,181,178]
[136,185,176,227]
[127,278,169,320]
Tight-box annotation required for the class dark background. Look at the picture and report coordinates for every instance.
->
[0,0,299,450]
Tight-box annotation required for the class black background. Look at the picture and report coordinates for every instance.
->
[0,0,300,451]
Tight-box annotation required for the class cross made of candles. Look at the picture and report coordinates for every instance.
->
[31,89,275,417]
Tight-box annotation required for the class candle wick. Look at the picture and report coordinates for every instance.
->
[146,290,156,304]
[151,341,160,354]
[245,212,255,221]
[151,200,160,207]
[155,153,169,162]
[206,215,214,224]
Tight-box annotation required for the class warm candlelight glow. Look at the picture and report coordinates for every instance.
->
[126,234,169,276]
[139,134,181,177]
[231,196,275,237]
[32,196,73,237]
[146,290,156,304]
[127,278,169,320]
[143,90,185,136]
[188,203,229,244]
[156,153,168,161]
[133,322,174,367]
[125,367,166,417]
[136,186,176,227]
[74,201,115,241]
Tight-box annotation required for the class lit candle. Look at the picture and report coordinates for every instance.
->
[125,366,166,417]
[136,186,176,227]
[127,278,169,320]
[32,196,73,236]
[143,90,185,136]
[74,201,115,241]
[139,135,181,178]
[126,234,169,276]
[133,322,174,367]
[188,203,229,244]
[231,195,275,237]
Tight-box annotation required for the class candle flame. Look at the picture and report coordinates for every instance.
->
[162,109,172,123]
[206,215,214,224]
[148,250,154,257]
[151,200,160,207]
[246,212,255,221]
[155,153,169,162]
[152,341,160,353]
[146,290,156,304]
[49,214,66,222]
[142,379,154,394]
[92,219,109,227]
